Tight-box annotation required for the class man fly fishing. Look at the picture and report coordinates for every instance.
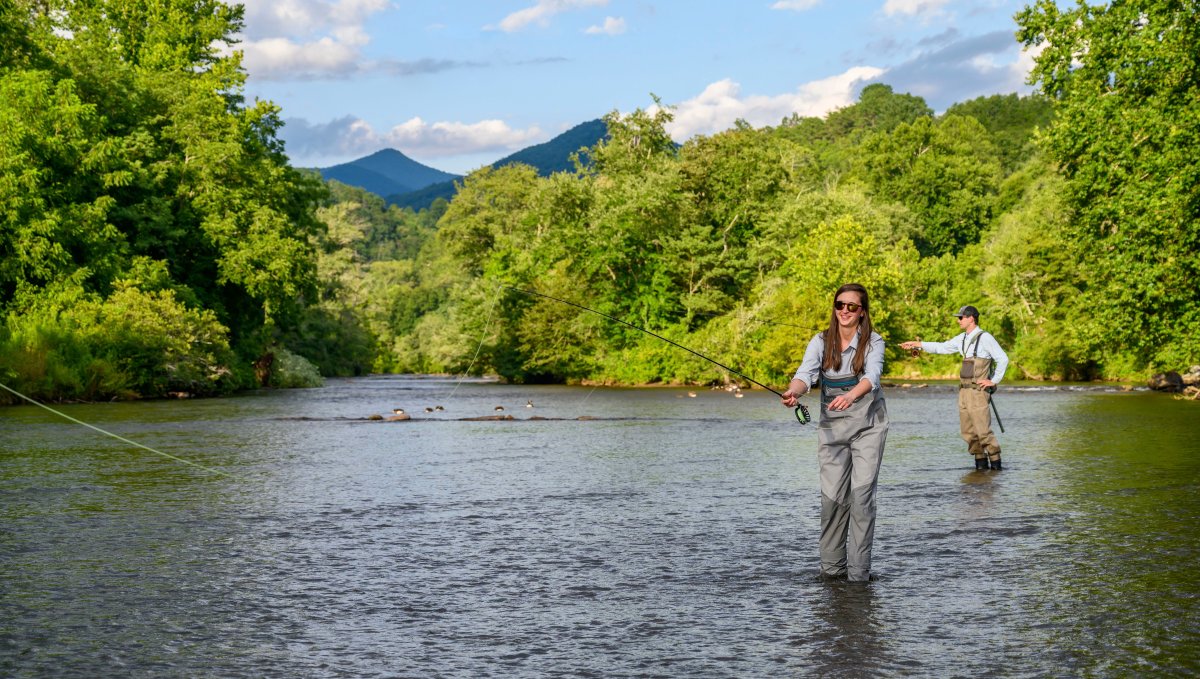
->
[899,305,1009,471]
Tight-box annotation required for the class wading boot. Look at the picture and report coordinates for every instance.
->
[974,457,989,471]
[989,457,1002,471]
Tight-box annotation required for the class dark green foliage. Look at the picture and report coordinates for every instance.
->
[779,84,934,145]
[944,93,1054,173]
[826,84,934,139]
[0,0,326,400]
[860,115,1002,257]
[1018,0,1200,372]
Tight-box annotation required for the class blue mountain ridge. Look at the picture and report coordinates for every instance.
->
[316,119,607,210]
[319,148,460,197]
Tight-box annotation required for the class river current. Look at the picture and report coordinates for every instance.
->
[2,376,1198,677]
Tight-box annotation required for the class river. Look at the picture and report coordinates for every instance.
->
[2,376,1198,677]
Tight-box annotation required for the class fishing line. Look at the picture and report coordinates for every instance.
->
[444,286,501,402]
[0,381,233,478]
[499,284,811,424]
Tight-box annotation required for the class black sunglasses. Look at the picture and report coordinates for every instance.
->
[834,301,863,312]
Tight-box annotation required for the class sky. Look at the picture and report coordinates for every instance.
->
[233,0,1043,175]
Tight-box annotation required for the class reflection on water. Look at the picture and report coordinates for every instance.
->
[1,377,1198,677]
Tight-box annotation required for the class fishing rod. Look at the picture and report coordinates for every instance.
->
[498,284,811,424]
[986,387,1005,433]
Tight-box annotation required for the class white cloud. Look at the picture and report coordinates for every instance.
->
[240,37,361,78]
[585,16,626,35]
[492,0,609,33]
[770,0,822,11]
[882,0,950,18]
[239,0,387,39]
[235,0,392,80]
[280,115,547,166]
[1011,40,1047,89]
[662,66,886,140]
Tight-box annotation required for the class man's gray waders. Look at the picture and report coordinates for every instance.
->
[817,374,888,581]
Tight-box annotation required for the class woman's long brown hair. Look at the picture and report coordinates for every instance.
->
[821,283,873,375]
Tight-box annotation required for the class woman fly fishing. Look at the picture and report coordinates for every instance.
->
[781,283,889,582]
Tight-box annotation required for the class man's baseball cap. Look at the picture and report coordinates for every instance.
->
[954,305,979,318]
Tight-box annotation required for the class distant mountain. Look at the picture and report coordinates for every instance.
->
[389,119,608,211]
[491,118,607,176]
[319,164,412,197]
[319,148,460,198]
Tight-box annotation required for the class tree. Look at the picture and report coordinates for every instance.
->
[825,83,934,139]
[775,84,934,194]
[859,115,1002,257]
[980,165,1088,379]
[1017,0,1200,372]
[944,93,1054,173]
[0,0,326,398]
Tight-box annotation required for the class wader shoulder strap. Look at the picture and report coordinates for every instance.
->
[959,332,994,383]
[963,331,986,358]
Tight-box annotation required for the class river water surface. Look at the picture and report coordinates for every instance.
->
[2,376,1199,677]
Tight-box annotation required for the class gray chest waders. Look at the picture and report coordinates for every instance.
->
[815,372,888,581]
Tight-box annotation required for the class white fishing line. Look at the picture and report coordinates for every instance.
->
[0,382,233,478]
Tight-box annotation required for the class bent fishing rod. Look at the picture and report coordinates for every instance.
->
[498,284,811,424]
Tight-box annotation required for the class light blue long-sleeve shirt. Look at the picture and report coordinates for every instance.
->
[920,328,1009,384]
[792,329,885,391]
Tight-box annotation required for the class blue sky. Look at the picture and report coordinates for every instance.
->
[234,0,1042,174]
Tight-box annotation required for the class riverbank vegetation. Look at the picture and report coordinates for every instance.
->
[2,0,1197,402]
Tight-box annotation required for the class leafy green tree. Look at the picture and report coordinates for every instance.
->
[675,124,790,321]
[944,93,1054,173]
[0,70,128,306]
[590,100,678,176]
[826,83,934,139]
[436,164,542,278]
[980,165,1088,379]
[775,84,933,195]
[573,105,692,338]
[1,0,327,398]
[779,84,933,145]
[1017,0,1200,373]
[859,115,1002,257]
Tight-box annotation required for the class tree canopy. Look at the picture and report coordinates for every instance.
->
[1017,0,1200,371]
[3,0,1196,402]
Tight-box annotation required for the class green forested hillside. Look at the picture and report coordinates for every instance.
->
[2,0,1197,402]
